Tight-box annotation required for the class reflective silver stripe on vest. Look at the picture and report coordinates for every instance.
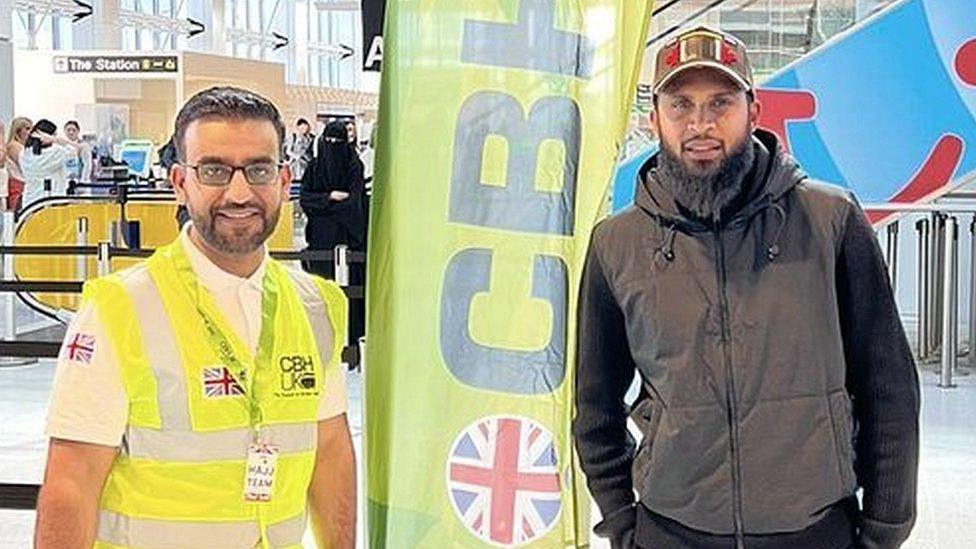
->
[122,265,192,431]
[97,510,306,548]
[266,512,308,547]
[126,422,315,461]
[284,269,336,368]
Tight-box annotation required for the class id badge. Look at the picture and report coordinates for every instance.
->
[244,442,279,502]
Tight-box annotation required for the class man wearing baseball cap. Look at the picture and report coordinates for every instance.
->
[574,26,919,548]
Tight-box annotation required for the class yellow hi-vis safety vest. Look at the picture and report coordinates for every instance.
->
[83,240,347,549]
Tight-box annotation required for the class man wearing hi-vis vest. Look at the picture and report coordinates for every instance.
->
[34,87,356,549]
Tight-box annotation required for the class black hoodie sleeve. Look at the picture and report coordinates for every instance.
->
[835,203,920,549]
[573,226,639,547]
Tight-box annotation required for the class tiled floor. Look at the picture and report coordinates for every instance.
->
[904,365,976,548]
[1,329,974,547]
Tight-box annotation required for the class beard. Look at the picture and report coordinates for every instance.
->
[656,132,756,221]
[189,200,280,255]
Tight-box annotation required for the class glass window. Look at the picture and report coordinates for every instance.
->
[122,27,138,51]
[232,0,247,29]
[315,10,359,89]
[140,28,154,50]
[10,11,29,49]
[155,31,175,50]
[263,0,280,31]
[248,0,263,32]
[33,13,54,50]
[53,16,73,51]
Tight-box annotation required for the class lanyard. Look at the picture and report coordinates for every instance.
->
[167,241,280,432]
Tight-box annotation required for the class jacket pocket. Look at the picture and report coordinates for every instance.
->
[630,387,663,486]
[640,403,731,533]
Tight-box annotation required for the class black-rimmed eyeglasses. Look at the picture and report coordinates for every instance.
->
[183,162,282,186]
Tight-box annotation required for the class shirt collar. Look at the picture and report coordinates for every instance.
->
[179,223,268,292]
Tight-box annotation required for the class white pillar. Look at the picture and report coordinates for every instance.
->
[210,0,226,54]
[0,0,14,123]
[73,0,123,49]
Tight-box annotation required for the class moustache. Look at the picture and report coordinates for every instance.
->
[212,203,266,215]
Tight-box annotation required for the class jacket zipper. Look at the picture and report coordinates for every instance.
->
[714,228,746,549]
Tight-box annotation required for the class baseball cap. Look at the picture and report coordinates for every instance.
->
[652,26,754,95]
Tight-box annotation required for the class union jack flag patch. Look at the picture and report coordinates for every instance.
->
[202,366,245,398]
[447,416,562,546]
[61,333,96,365]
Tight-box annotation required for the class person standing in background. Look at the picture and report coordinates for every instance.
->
[359,123,376,241]
[157,134,191,229]
[63,120,93,184]
[299,120,366,278]
[5,116,31,213]
[300,120,367,342]
[0,121,8,211]
[345,120,358,148]
[20,119,80,207]
[286,118,315,184]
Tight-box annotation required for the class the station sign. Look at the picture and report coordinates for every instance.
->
[53,55,179,74]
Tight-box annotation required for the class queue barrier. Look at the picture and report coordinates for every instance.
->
[0,484,39,511]
[873,204,976,389]
[0,233,366,367]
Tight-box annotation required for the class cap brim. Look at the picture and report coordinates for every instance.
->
[653,61,751,95]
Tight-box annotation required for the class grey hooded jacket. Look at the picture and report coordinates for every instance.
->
[574,129,919,548]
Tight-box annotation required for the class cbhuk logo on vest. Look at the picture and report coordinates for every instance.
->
[277,355,317,397]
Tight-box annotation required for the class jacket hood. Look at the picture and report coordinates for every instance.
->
[634,129,807,263]
[635,128,806,232]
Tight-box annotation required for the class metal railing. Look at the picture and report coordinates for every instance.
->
[0,209,366,367]
[869,202,976,389]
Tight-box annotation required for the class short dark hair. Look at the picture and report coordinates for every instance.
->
[296,117,310,127]
[173,86,286,162]
[27,119,57,154]
[65,120,80,131]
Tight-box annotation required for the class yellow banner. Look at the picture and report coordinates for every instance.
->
[366,1,652,546]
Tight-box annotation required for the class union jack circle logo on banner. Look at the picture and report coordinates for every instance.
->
[446,415,562,546]
[202,366,245,398]
[61,333,96,364]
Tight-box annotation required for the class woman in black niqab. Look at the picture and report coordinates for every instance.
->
[300,120,366,279]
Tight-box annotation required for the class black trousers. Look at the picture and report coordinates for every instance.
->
[304,208,365,277]
[303,207,367,342]
[635,497,858,549]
